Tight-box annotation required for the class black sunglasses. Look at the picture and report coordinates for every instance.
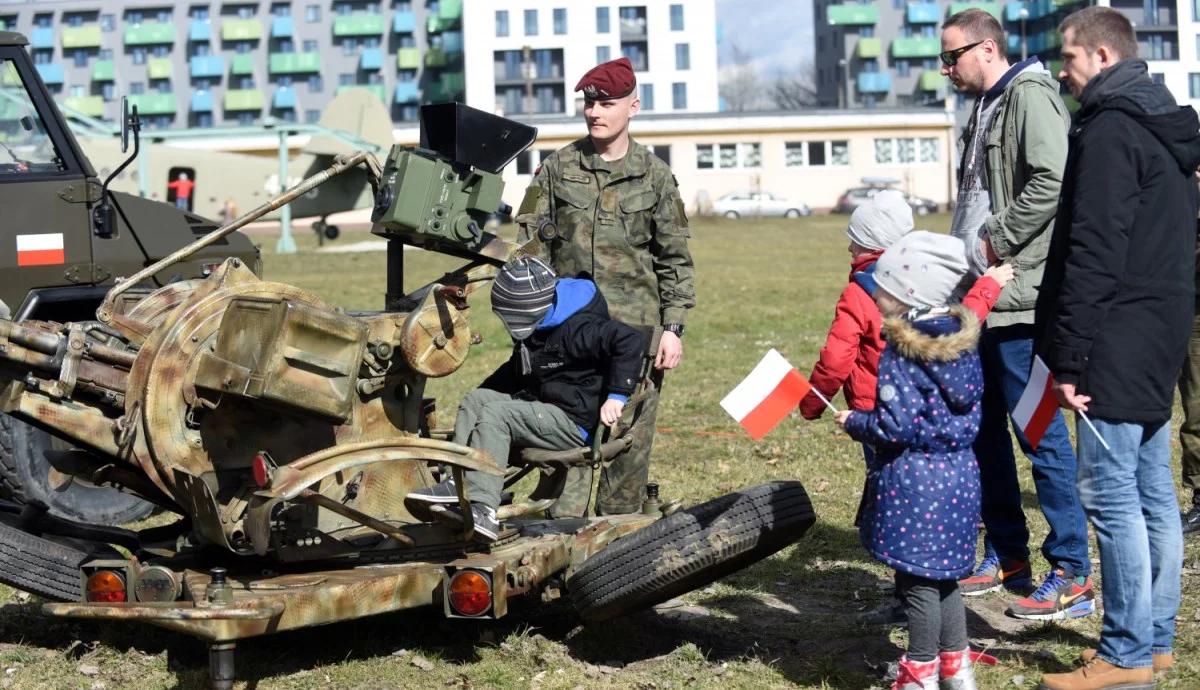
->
[939,40,984,67]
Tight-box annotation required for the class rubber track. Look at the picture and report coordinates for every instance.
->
[0,519,88,601]
[568,481,815,621]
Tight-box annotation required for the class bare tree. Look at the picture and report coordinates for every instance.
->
[719,44,762,112]
[768,64,818,110]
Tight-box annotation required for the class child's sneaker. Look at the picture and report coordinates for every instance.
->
[938,648,997,690]
[429,502,501,542]
[1006,568,1095,620]
[892,656,939,690]
[958,549,1032,596]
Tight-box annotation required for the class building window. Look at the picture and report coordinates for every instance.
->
[132,48,148,65]
[342,38,357,56]
[1152,72,1166,85]
[306,4,320,22]
[597,7,610,33]
[675,43,689,70]
[1191,73,1200,99]
[672,82,687,109]
[73,50,88,68]
[651,145,671,166]
[34,13,51,29]
[669,4,684,31]
[305,108,320,122]
[621,42,647,71]
[339,73,354,86]
[100,14,115,31]
[496,10,508,37]
[553,8,567,35]
[597,45,611,63]
[786,140,850,166]
[308,74,322,91]
[237,6,254,19]
[153,45,170,57]
[897,60,910,78]
[516,151,532,175]
[524,9,538,36]
[640,83,654,110]
[696,143,761,169]
[272,2,291,16]
[101,82,115,100]
[130,82,145,95]
[874,137,939,164]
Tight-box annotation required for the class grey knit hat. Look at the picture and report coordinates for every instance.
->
[846,189,914,251]
[874,231,968,309]
[491,256,557,341]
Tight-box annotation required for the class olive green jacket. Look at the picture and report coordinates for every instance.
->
[962,68,1070,327]
[519,137,695,327]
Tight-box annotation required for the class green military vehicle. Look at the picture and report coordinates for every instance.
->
[0,82,815,689]
[0,32,259,524]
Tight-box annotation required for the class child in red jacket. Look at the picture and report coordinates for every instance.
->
[800,190,1013,421]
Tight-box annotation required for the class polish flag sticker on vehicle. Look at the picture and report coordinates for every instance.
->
[16,233,65,267]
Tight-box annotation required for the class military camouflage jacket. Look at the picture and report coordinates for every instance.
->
[518,137,695,327]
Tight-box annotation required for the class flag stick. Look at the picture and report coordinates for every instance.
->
[810,386,839,415]
[1078,411,1112,452]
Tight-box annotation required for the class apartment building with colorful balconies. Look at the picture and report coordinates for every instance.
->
[461,0,718,117]
[0,0,466,129]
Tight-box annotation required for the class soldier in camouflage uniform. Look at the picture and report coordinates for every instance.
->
[516,57,695,516]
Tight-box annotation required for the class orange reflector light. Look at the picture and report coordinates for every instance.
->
[86,570,126,603]
[448,570,491,617]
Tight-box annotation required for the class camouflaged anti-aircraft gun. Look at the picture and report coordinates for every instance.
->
[0,103,815,689]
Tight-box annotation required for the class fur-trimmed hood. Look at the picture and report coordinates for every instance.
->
[882,305,981,414]
[882,305,979,361]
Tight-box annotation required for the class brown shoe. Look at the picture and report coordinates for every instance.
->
[1079,648,1174,673]
[1039,658,1154,690]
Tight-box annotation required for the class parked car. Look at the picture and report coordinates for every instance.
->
[713,191,812,219]
[833,186,939,216]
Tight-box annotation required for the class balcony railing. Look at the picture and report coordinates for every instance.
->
[124,22,176,46]
[827,4,879,26]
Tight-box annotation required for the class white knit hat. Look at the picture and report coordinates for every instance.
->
[846,189,914,251]
[875,231,969,309]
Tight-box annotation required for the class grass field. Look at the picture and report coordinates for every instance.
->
[0,214,1196,689]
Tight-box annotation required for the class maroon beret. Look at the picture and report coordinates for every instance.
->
[574,57,637,100]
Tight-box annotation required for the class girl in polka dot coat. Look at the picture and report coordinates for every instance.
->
[833,231,987,690]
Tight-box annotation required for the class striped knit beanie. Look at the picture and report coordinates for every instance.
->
[491,256,557,341]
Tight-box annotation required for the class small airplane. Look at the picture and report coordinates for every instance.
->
[59,88,394,239]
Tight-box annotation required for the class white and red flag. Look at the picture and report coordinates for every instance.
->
[16,233,64,267]
[721,349,812,440]
[1013,355,1059,450]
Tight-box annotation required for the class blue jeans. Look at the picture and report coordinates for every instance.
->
[1076,416,1182,668]
[975,325,1091,576]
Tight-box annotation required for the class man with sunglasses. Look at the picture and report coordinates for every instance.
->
[940,10,1093,623]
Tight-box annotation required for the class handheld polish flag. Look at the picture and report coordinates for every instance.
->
[1012,356,1059,450]
[720,349,836,440]
[1014,355,1110,452]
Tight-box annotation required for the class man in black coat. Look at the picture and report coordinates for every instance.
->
[1036,7,1200,690]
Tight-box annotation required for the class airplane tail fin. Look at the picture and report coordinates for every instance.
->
[302,88,394,156]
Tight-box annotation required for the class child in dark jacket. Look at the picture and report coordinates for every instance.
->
[801,190,1012,422]
[834,232,986,690]
[406,256,646,541]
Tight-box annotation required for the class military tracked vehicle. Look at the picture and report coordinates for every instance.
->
[0,69,816,688]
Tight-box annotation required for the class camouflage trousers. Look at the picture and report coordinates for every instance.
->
[1179,312,1200,498]
[549,369,664,517]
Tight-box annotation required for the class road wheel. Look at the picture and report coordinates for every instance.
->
[568,481,815,622]
[324,224,341,240]
[0,415,155,526]
[723,211,740,220]
[784,209,802,219]
[915,205,931,216]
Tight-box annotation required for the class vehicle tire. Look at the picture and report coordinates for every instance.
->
[915,205,931,216]
[0,514,92,601]
[568,481,815,622]
[722,211,740,220]
[0,415,155,526]
[784,209,802,219]
[324,224,341,240]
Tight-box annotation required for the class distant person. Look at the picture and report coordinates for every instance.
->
[940,8,1092,622]
[834,231,989,690]
[1179,170,1200,536]
[405,257,646,540]
[219,198,237,225]
[167,172,194,211]
[1036,8,1200,688]
[517,56,694,517]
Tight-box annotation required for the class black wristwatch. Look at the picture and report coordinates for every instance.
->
[664,323,685,338]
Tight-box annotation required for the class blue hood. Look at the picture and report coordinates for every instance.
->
[536,278,597,331]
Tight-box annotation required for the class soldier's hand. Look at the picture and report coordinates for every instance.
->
[600,398,626,427]
[655,331,683,370]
